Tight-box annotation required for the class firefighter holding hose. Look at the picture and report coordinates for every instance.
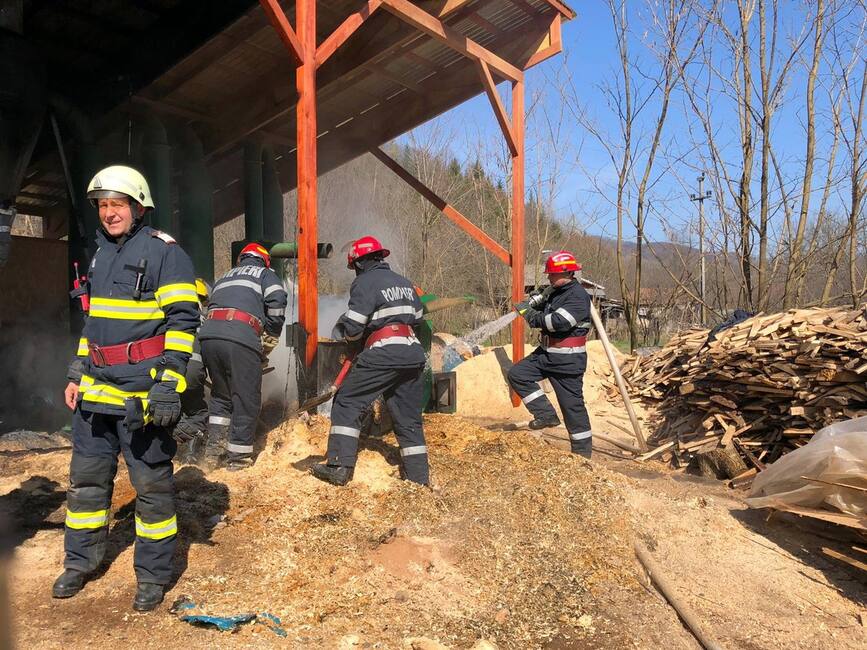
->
[508,251,594,458]
[56,165,199,611]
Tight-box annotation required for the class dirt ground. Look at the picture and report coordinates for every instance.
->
[1,344,865,648]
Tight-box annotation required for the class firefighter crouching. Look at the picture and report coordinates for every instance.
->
[56,165,199,611]
[508,251,594,458]
[312,236,430,487]
[174,278,211,464]
[198,243,287,471]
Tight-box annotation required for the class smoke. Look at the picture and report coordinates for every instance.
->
[0,324,71,434]
[261,154,413,410]
[260,278,351,409]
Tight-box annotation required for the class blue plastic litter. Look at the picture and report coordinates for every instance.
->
[173,598,287,636]
[180,613,257,632]
[256,613,288,637]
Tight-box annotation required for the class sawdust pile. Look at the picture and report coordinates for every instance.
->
[454,341,628,424]
[170,414,637,648]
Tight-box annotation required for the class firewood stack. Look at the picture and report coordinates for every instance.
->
[617,306,867,470]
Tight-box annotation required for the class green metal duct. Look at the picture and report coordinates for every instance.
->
[137,112,172,231]
[172,125,214,282]
[243,139,264,241]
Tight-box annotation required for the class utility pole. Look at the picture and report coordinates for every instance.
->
[690,174,712,325]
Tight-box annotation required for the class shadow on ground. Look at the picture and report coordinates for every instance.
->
[731,506,867,606]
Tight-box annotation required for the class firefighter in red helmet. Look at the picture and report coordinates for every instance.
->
[509,251,594,458]
[198,243,287,471]
[312,235,430,486]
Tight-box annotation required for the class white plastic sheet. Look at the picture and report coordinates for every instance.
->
[746,415,867,519]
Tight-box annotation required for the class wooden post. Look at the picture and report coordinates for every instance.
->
[296,0,318,368]
[589,302,648,451]
[510,80,525,407]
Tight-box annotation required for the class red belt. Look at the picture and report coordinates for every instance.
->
[207,308,263,336]
[542,335,586,348]
[365,323,415,349]
[89,334,165,367]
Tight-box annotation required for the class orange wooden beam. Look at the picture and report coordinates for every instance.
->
[259,0,305,65]
[316,0,383,68]
[476,60,518,157]
[543,0,576,20]
[510,79,526,405]
[296,0,318,367]
[380,0,523,83]
[525,15,563,68]
[371,147,511,266]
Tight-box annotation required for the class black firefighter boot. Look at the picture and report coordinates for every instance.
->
[133,582,165,612]
[203,421,229,471]
[528,415,561,430]
[226,454,254,472]
[52,569,86,598]
[311,463,354,486]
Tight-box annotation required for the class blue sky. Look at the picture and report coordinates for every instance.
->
[400,1,865,249]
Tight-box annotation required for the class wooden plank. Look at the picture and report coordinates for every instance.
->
[510,78,526,398]
[476,60,518,156]
[316,0,383,67]
[371,147,511,265]
[638,441,675,461]
[822,547,867,573]
[800,476,867,494]
[381,0,523,82]
[259,0,305,65]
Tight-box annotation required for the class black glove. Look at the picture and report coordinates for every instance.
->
[330,322,346,341]
[514,300,532,315]
[67,357,86,383]
[172,417,203,444]
[124,397,146,434]
[528,284,555,309]
[147,382,182,428]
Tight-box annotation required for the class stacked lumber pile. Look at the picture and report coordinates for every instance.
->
[618,306,867,471]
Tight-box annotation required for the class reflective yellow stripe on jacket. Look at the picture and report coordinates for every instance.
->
[155,283,198,307]
[79,374,150,409]
[65,509,109,530]
[77,337,88,357]
[149,367,188,393]
[164,330,194,354]
[89,297,164,321]
[135,514,177,540]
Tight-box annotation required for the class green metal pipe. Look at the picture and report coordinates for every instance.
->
[243,139,264,241]
[138,112,172,231]
[262,145,284,242]
[230,240,333,262]
[172,125,214,282]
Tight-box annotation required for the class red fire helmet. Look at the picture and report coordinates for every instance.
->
[238,242,271,268]
[544,250,581,274]
[347,235,390,269]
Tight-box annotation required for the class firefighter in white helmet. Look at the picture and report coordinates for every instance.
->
[55,165,199,611]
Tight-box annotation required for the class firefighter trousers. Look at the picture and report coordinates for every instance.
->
[201,338,262,460]
[64,407,177,584]
[327,359,429,485]
[507,349,593,457]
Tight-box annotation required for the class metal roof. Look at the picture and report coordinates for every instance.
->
[18,0,574,227]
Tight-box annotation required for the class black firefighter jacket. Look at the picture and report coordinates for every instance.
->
[198,257,288,353]
[335,260,425,368]
[74,223,199,416]
[523,279,592,371]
